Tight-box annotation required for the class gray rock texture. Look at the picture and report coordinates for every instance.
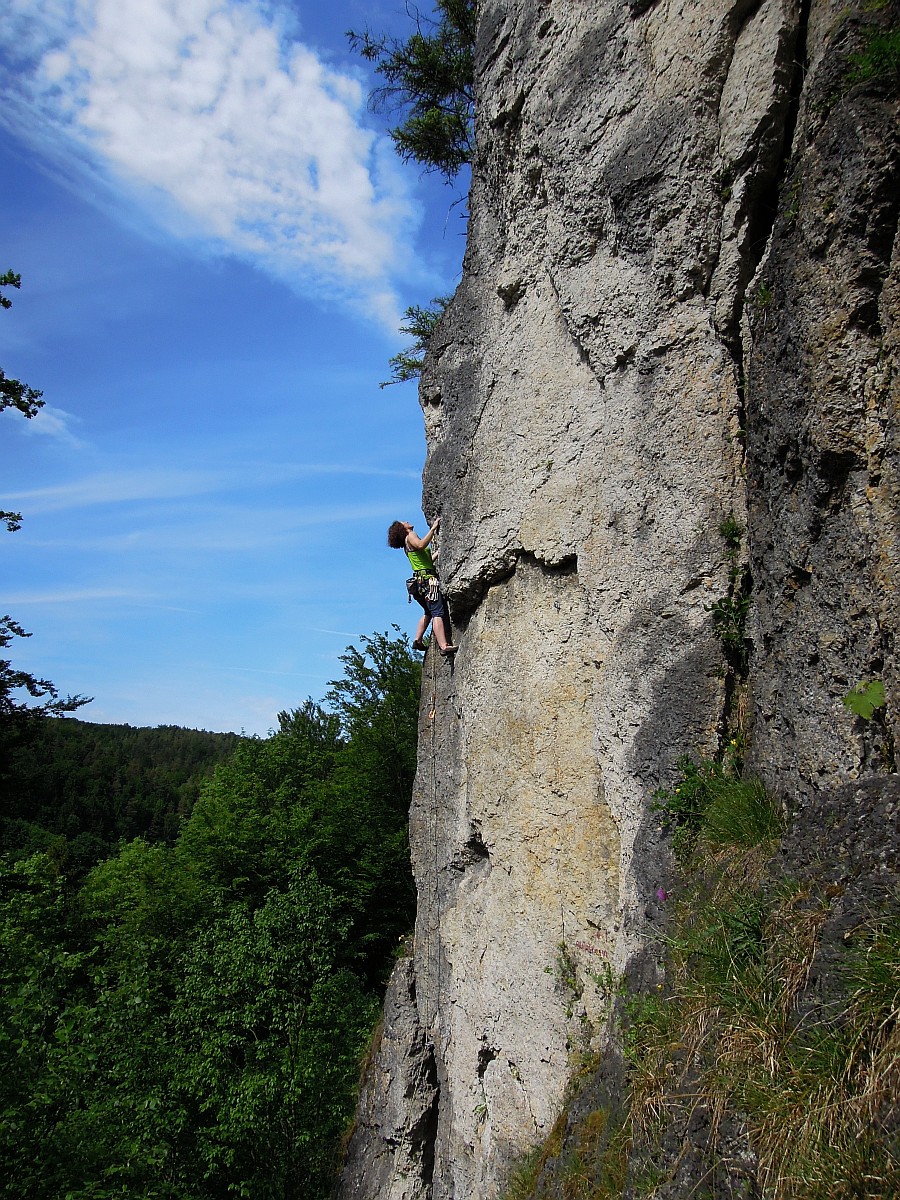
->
[335,956,438,1199]
[336,1,898,1197]
[742,3,900,802]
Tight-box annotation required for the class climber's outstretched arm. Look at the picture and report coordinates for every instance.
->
[405,516,440,552]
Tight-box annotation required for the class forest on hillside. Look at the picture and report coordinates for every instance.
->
[0,630,421,1200]
[1,718,245,872]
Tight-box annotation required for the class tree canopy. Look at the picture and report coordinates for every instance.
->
[0,716,244,874]
[0,630,422,1198]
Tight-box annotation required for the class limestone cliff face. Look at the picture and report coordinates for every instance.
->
[336,2,898,1197]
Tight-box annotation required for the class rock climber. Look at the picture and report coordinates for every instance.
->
[387,517,458,656]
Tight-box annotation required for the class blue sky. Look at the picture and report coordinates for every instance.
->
[0,0,467,734]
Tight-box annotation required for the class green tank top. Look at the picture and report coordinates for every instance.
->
[405,542,435,575]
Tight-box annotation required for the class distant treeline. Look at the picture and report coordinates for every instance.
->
[0,631,420,1199]
[1,717,245,871]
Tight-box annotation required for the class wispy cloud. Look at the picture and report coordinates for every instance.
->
[4,461,418,513]
[4,466,234,511]
[0,0,420,326]
[132,602,205,614]
[221,665,332,679]
[20,405,87,447]
[0,587,140,605]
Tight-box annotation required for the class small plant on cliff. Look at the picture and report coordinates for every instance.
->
[718,513,743,554]
[718,513,744,595]
[708,592,750,648]
[381,296,450,387]
[707,517,752,677]
[546,942,583,1019]
[653,756,780,863]
[842,678,886,720]
[782,177,802,224]
[749,280,774,331]
[715,164,735,201]
[842,678,895,770]
[652,754,717,861]
[847,26,900,91]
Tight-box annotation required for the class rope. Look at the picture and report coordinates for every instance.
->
[415,522,447,1042]
[428,637,441,1042]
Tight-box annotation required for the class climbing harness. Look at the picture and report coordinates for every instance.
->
[405,572,439,605]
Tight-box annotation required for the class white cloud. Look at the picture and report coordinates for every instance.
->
[21,405,87,447]
[0,0,420,325]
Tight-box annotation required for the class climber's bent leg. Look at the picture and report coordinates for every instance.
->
[432,617,457,655]
[413,612,431,650]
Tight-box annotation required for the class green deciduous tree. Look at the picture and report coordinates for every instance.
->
[0,270,44,421]
[181,631,420,981]
[0,630,422,1198]
[171,873,376,1199]
[0,854,97,1198]
[326,629,421,791]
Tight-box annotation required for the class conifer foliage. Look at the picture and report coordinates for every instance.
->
[349,0,476,181]
[0,270,44,421]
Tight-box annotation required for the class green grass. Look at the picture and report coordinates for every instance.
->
[628,796,900,1199]
[652,756,782,863]
[848,27,900,90]
[500,1107,631,1200]
[702,774,783,848]
[502,766,898,1199]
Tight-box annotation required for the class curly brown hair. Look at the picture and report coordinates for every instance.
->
[387,520,409,549]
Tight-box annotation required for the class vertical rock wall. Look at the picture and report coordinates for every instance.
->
[336,1,898,1197]
[743,1,899,797]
